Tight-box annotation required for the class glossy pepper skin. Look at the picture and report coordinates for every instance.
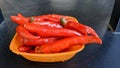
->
[35,36,102,53]
[30,14,78,24]
[18,45,34,52]
[24,23,82,37]
[30,14,63,23]
[61,18,99,37]
[10,13,77,25]
[22,37,59,46]
[31,21,63,28]
[10,13,102,53]
[16,25,40,40]
[10,15,63,28]
[10,16,29,25]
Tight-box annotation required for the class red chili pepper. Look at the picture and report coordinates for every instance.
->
[24,23,82,37]
[84,26,99,37]
[18,45,34,52]
[11,14,78,25]
[61,18,99,37]
[30,14,77,24]
[43,14,78,23]
[30,16,44,22]
[43,16,60,23]
[17,13,24,18]
[29,14,53,22]
[35,36,102,53]
[16,25,40,40]
[22,37,59,46]
[30,14,60,23]
[42,14,77,23]
[31,21,63,28]
[10,16,29,25]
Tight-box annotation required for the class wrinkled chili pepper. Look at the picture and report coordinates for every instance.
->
[35,36,102,53]
[22,37,59,46]
[60,18,99,37]
[16,25,40,40]
[31,21,63,28]
[24,23,82,37]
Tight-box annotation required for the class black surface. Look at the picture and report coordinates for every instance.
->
[0,0,117,68]
[115,18,120,32]
[109,0,120,31]
[0,9,4,23]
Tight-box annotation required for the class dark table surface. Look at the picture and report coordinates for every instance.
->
[1,0,119,68]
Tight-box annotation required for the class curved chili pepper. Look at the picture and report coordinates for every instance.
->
[16,25,40,40]
[61,18,99,37]
[31,21,63,28]
[22,37,59,46]
[61,19,87,35]
[35,36,102,53]
[30,14,77,24]
[17,13,24,18]
[10,16,29,25]
[84,26,99,37]
[24,23,82,37]
[42,14,78,23]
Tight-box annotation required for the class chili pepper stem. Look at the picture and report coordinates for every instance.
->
[30,17,34,22]
[60,18,68,26]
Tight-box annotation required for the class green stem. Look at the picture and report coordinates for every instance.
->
[60,18,68,26]
[30,17,34,22]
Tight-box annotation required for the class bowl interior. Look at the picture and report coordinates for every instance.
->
[9,33,85,62]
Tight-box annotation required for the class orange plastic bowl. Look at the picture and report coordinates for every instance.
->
[9,34,85,62]
[9,16,84,62]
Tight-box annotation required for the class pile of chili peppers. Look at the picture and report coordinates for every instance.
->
[10,13,102,54]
